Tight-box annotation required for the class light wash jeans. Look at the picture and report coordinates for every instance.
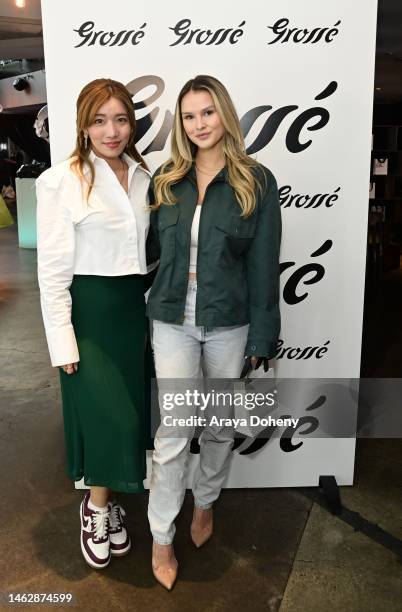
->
[148,280,249,544]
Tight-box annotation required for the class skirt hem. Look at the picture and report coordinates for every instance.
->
[68,469,146,494]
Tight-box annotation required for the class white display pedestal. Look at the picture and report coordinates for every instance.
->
[15,177,37,249]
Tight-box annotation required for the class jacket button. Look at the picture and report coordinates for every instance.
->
[251,344,256,351]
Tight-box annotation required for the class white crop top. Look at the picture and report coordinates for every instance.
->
[189,204,201,274]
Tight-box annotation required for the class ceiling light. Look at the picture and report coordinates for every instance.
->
[13,77,29,91]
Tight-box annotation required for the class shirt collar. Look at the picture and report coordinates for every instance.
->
[85,150,149,177]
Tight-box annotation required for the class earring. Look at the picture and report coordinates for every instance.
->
[84,133,88,148]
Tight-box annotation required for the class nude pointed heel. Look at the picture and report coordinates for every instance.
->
[152,542,178,591]
[190,507,213,548]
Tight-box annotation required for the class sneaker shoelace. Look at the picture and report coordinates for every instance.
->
[91,510,109,542]
[109,505,122,532]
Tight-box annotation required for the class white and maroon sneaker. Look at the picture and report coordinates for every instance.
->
[108,501,131,557]
[80,492,111,569]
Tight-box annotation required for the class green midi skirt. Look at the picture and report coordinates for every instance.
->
[59,274,147,493]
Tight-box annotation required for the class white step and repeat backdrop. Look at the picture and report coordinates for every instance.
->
[40,0,377,487]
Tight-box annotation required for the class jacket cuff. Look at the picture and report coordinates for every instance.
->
[45,325,80,367]
[244,339,278,359]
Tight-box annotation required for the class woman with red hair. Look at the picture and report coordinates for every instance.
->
[36,78,156,569]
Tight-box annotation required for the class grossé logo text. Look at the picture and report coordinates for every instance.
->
[73,21,147,47]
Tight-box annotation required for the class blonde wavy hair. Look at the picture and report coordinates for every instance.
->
[153,75,262,218]
[70,78,148,201]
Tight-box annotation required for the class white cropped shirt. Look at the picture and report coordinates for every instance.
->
[189,204,201,274]
[36,151,152,367]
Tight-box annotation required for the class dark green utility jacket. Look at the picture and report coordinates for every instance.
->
[146,163,281,357]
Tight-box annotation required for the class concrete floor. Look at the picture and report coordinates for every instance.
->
[1,222,402,612]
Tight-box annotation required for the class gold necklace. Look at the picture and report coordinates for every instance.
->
[195,164,224,176]
[114,158,128,188]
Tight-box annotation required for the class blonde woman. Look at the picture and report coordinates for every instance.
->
[147,75,281,589]
[37,79,155,569]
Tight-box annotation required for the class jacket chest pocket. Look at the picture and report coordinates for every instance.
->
[214,216,256,259]
[158,206,180,263]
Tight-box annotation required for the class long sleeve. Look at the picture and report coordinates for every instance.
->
[36,175,79,367]
[244,171,282,357]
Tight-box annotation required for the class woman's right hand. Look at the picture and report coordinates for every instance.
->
[60,363,78,375]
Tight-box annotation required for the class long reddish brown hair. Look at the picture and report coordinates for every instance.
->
[70,78,148,200]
